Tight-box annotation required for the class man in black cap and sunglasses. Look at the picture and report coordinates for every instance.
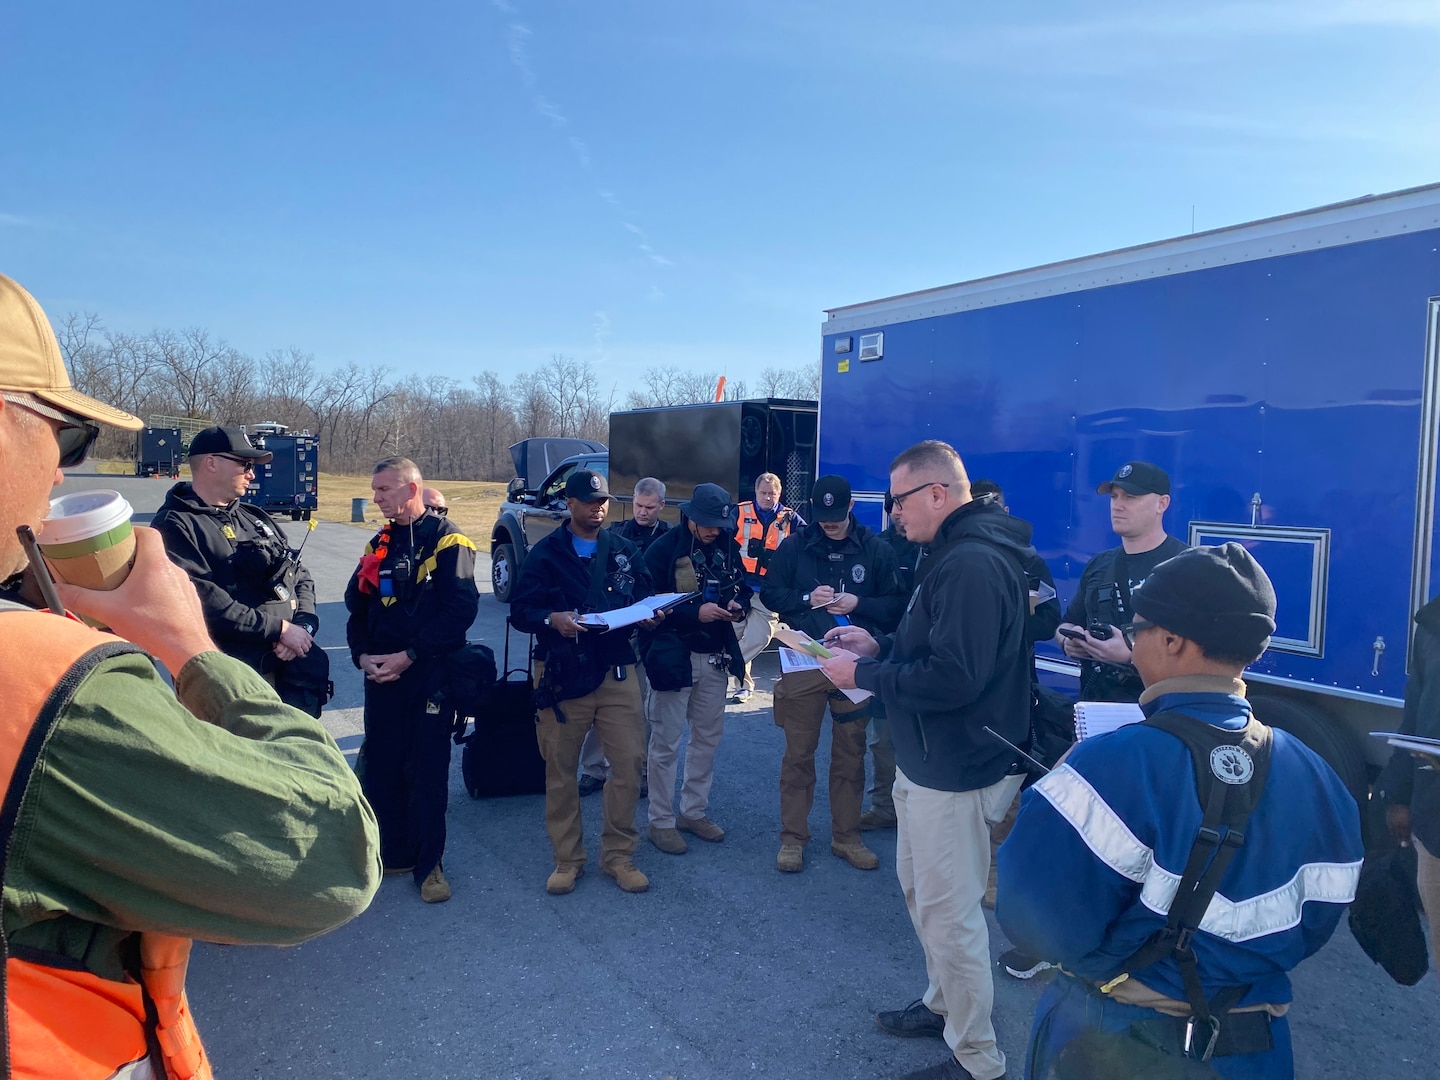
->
[152,425,326,715]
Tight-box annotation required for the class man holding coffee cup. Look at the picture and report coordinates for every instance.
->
[152,425,329,716]
[0,272,380,1078]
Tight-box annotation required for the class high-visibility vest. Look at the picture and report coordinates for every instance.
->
[0,609,212,1080]
[734,502,795,577]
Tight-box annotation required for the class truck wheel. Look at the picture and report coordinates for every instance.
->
[491,542,518,603]
[302,510,312,521]
[1248,692,1369,809]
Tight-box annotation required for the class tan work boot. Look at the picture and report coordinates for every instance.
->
[603,860,650,893]
[676,814,725,842]
[776,844,804,873]
[420,866,451,903]
[831,841,880,870]
[859,809,897,830]
[648,825,688,855]
[546,864,585,895]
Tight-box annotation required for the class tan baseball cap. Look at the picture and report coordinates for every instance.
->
[0,273,142,430]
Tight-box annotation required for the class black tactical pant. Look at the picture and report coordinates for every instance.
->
[362,662,453,883]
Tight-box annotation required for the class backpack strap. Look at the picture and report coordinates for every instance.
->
[1117,712,1273,1062]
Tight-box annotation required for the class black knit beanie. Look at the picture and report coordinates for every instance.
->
[1130,543,1277,656]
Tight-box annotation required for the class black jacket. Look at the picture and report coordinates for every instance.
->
[152,483,317,670]
[640,520,752,691]
[1063,535,1187,701]
[761,519,905,640]
[344,512,479,665]
[1378,596,1440,853]
[610,517,671,557]
[853,500,1034,792]
[881,524,923,595]
[511,524,652,699]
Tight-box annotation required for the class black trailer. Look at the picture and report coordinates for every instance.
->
[608,398,818,516]
[134,427,185,478]
[245,423,319,521]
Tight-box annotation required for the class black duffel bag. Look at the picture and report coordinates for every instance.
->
[439,641,498,721]
[456,619,545,799]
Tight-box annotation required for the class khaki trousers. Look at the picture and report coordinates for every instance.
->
[735,595,778,692]
[895,767,1023,1080]
[1417,838,1440,976]
[648,653,729,828]
[580,663,653,780]
[534,665,645,871]
[774,668,870,846]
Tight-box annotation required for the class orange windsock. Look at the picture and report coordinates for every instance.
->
[714,376,727,402]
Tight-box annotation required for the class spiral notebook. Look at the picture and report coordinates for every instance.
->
[1075,701,1145,740]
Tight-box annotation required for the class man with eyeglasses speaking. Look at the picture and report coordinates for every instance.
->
[819,440,1037,1080]
[153,424,328,715]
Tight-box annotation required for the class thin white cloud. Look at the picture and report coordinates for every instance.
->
[494,3,674,273]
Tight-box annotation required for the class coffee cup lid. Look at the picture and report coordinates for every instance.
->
[40,490,134,547]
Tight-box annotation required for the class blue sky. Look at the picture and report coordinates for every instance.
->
[3,1,1438,396]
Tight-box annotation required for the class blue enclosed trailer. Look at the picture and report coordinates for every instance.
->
[817,182,1440,797]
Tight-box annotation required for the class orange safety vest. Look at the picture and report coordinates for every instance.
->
[0,608,212,1080]
[734,502,795,577]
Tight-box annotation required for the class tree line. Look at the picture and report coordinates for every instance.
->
[57,313,819,481]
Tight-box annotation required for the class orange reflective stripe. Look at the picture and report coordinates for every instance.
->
[0,610,211,1080]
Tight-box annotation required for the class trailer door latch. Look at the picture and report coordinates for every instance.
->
[1372,636,1386,677]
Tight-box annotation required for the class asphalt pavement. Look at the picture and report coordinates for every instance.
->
[48,471,1440,1079]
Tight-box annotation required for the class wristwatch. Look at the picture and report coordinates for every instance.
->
[544,613,553,628]
[802,592,811,605]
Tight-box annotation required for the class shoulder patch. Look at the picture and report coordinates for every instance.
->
[851,564,865,584]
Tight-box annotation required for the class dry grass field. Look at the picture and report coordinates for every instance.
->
[92,460,506,543]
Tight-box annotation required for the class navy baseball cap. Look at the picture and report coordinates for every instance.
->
[682,483,737,529]
[187,426,272,462]
[563,469,610,502]
[1097,461,1169,496]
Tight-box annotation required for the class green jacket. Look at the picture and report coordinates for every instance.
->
[2,610,381,983]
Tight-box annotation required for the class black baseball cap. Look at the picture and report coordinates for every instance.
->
[187,425,273,462]
[563,469,610,502]
[811,475,852,522]
[1097,461,1169,496]
[681,483,738,529]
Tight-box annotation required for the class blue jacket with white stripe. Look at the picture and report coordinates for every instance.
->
[996,679,1363,1008]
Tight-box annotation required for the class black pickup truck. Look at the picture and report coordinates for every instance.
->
[489,438,608,602]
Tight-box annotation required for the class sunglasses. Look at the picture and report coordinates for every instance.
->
[426,504,449,516]
[886,480,950,513]
[215,454,258,472]
[2,393,101,468]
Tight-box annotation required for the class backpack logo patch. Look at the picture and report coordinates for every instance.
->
[1210,745,1254,785]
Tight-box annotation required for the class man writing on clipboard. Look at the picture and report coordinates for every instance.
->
[511,469,659,897]
[761,475,905,874]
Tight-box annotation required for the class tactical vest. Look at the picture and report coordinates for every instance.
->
[735,503,793,577]
[0,608,212,1080]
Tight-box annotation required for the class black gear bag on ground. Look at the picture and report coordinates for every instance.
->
[1349,842,1429,986]
[457,617,545,799]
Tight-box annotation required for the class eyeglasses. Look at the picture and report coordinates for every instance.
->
[426,504,448,516]
[216,454,258,473]
[2,393,101,468]
[886,481,950,513]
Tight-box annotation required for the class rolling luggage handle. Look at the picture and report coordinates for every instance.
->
[501,614,534,682]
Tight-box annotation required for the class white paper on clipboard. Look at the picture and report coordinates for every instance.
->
[779,647,872,704]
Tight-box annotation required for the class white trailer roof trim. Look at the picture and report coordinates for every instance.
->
[822,182,1440,336]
